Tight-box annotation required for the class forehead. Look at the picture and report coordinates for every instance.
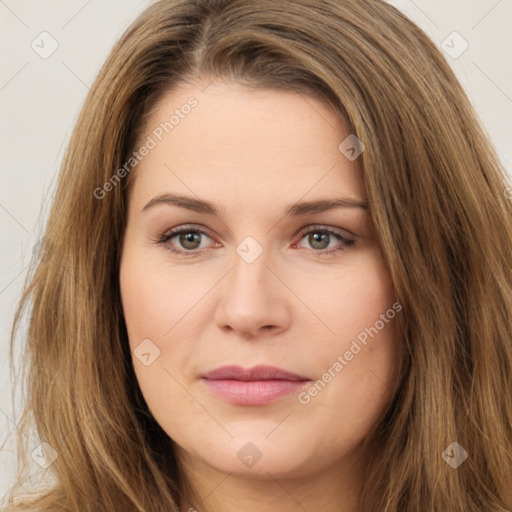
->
[129,80,365,212]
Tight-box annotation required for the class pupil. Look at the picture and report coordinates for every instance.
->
[181,232,200,249]
[310,232,329,249]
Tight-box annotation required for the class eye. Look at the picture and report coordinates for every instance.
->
[155,225,220,258]
[154,224,355,258]
[293,225,355,256]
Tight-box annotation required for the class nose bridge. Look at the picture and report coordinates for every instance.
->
[213,236,291,335]
[228,239,274,304]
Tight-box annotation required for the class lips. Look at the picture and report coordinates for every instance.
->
[201,364,309,382]
[201,365,311,405]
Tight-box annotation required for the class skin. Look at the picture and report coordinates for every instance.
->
[119,80,400,512]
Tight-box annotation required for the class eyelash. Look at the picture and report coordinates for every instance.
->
[154,224,355,258]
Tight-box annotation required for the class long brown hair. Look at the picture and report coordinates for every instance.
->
[5,0,512,510]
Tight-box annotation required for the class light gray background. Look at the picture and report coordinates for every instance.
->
[1,0,511,501]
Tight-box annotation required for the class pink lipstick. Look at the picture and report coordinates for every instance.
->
[201,365,311,405]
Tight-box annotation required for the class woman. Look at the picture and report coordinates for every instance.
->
[5,0,512,510]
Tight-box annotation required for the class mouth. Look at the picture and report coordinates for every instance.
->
[200,365,312,406]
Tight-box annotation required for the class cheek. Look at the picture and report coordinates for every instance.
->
[119,252,199,423]
[294,251,400,419]
[293,249,397,347]
[119,251,202,346]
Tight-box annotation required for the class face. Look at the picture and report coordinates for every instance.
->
[119,80,400,487]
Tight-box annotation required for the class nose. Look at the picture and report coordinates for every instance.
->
[213,246,292,338]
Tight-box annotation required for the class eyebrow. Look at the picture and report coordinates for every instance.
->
[141,193,368,217]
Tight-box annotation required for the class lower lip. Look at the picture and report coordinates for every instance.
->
[202,379,310,405]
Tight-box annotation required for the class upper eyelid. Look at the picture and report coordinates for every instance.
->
[164,224,214,239]
[296,224,355,239]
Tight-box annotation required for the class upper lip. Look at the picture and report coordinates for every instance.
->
[201,365,310,382]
